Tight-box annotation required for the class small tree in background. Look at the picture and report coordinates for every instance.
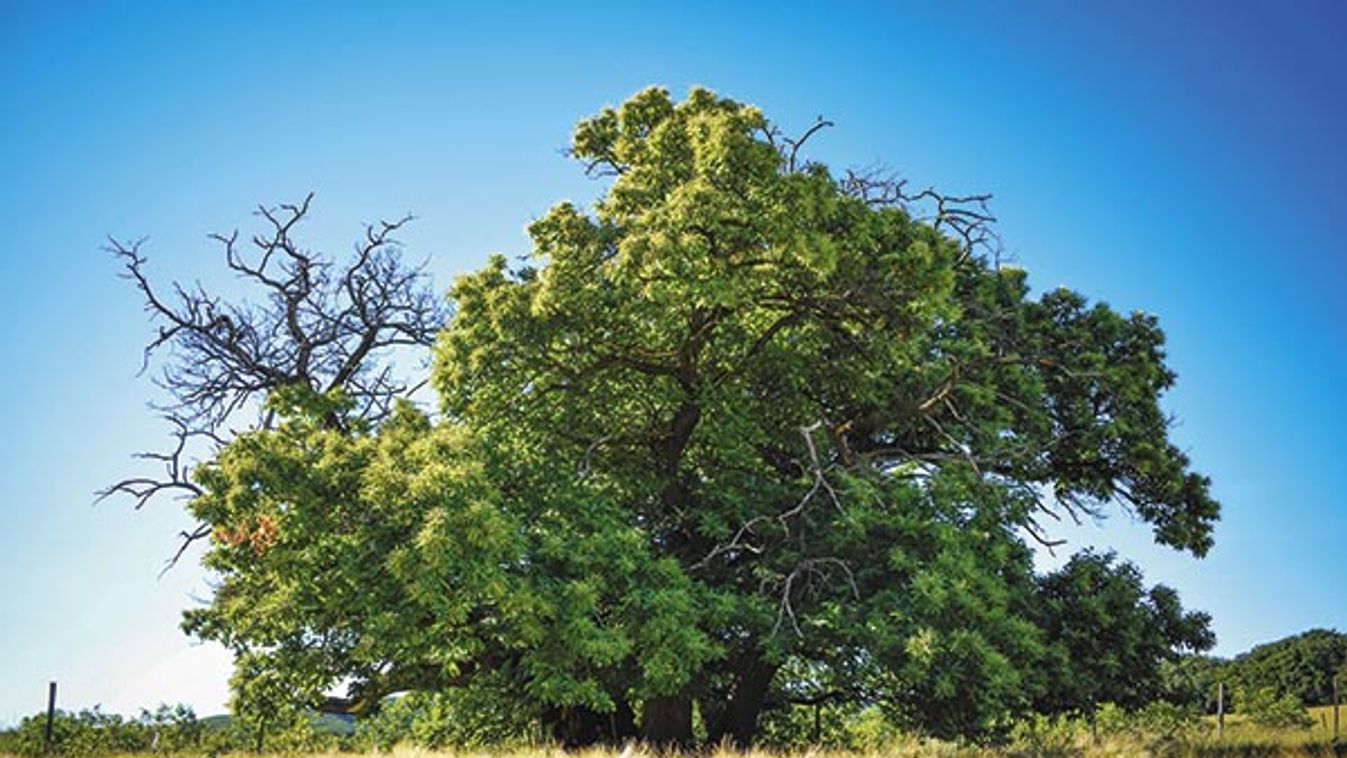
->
[136,704,203,752]
[1239,687,1314,730]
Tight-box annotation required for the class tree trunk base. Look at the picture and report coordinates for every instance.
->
[641,696,693,749]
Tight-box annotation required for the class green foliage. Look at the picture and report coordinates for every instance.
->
[0,705,201,757]
[351,696,420,751]
[1032,551,1214,716]
[1005,703,1204,758]
[5,708,143,757]
[1129,701,1205,745]
[135,704,204,752]
[1159,654,1227,712]
[167,86,1219,745]
[1240,687,1315,730]
[227,649,339,752]
[1007,713,1082,758]
[1159,629,1347,719]
[757,702,904,751]
[1225,630,1347,708]
[353,688,535,750]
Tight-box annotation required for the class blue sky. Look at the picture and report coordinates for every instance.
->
[1,1,1344,725]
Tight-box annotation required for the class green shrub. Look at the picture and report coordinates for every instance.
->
[1240,687,1315,730]
[352,687,536,750]
[1,707,147,757]
[1007,712,1083,758]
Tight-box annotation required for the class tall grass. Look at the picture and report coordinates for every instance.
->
[4,736,1344,758]
[4,706,1344,758]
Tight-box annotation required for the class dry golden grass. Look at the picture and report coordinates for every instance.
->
[4,716,1346,758]
[0,747,1293,758]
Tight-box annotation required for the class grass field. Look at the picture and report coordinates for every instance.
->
[5,745,1345,758]
[4,707,1344,758]
[5,733,1347,758]
[1204,705,1343,742]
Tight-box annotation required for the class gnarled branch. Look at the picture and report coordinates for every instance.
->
[103,196,448,568]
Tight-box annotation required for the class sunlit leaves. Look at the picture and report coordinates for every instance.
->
[184,86,1217,744]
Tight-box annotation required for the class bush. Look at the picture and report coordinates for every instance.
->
[0,702,338,757]
[136,704,204,752]
[1239,687,1314,730]
[352,687,536,750]
[0,707,148,757]
[1007,713,1083,758]
[1132,701,1203,742]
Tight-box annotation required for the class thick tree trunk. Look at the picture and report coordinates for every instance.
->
[611,701,639,743]
[640,696,694,749]
[546,703,637,747]
[705,657,779,747]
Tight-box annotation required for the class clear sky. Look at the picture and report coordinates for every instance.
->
[2,0,1344,727]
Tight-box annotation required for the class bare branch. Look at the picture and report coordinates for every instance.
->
[160,524,213,577]
[770,557,860,638]
[839,168,1004,265]
[103,196,449,567]
[695,422,843,569]
[782,117,835,173]
[95,415,205,509]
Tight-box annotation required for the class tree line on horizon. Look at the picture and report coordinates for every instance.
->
[1167,629,1347,714]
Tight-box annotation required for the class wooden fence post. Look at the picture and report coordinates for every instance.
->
[43,682,57,754]
[1333,674,1339,743]
[1217,681,1225,740]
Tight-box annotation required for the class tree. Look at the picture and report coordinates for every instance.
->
[1238,686,1314,730]
[1157,653,1227,713]
[1224,629,1347,707]
[127,87,1219,746]
[1030,551,1214,717]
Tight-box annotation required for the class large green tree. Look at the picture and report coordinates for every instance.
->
[137,87,1218,746]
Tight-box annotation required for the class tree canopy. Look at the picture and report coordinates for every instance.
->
[1208,629,1347,710]
[123,87,1219,747]
[1031,551,1214,716]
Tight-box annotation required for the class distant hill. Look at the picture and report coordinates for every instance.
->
[1225,629,1347,706]
[197,711,354,737]
[200,714,231,730]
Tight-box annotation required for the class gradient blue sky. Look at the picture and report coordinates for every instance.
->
[2,1,1345,726]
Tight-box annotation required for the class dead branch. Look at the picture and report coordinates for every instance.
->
[783,117,835,174]
[770,557,860,638]
[694,422,843,569]
[840,167,1004,265]
[103,196,449,568]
